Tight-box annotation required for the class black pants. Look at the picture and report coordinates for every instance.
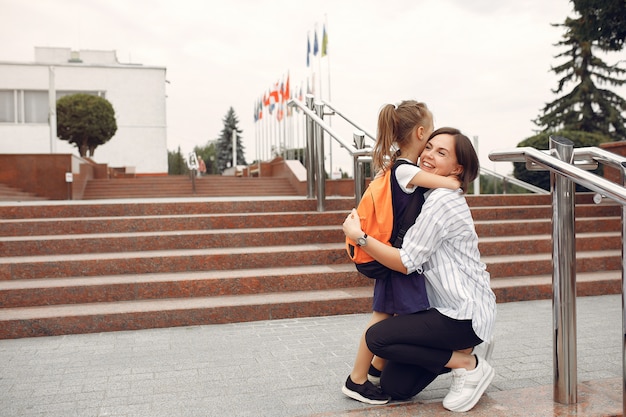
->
[365,308,482,400]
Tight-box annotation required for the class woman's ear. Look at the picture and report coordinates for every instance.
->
[451,165,464,176]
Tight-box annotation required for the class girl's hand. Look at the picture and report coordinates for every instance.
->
[343,209,363,240]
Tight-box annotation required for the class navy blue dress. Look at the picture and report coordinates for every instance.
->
[371,161,430,315]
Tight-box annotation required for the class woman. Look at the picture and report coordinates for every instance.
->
[342,127,496,413]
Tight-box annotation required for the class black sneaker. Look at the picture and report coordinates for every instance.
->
[341,375,390,405]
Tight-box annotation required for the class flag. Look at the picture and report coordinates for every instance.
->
[268,83,279,114]
[306,35,311,67]
[254,100,258,122]
[322,25,328,57]
[269,83,279,104]
[284,74,290,101]
[277,102,284,121]
[313,30,319,56]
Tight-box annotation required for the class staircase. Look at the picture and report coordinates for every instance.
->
[82,175,300,199]
[0,193,621,339]
[0,183,47,201]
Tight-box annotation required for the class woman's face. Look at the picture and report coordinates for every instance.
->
[420,133,462,177]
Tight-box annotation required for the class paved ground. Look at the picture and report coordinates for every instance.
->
[0,294,623,417]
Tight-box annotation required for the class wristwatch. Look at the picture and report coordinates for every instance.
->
[356,233,368,247]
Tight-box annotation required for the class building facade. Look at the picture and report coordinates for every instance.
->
[0,47,168,174]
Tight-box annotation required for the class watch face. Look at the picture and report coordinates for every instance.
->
[357,237,366,246]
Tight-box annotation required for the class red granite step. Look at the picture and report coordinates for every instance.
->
[0,286,374,339]
[0,198,354,220]
[0,243,350,280]
[0,264,366,308]
[478,232,620,256]
[82,176,300,199]
[0,193,621,340]
[474,216,619,236]
[485,250,621,278]
[0,211,348,236]
[490,270,621,302]
[0,226,345,256]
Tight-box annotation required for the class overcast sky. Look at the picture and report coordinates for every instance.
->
[2,0,625,175]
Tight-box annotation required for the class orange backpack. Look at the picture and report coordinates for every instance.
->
[346,160,425,279]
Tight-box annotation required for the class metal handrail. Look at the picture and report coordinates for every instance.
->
[479,166,549,194]
[288,96,373,210]
[490,138,626,413]
[490,146,626,203]
[319,99,376,143]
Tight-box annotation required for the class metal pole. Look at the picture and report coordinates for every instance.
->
[48,66,57,153]
[305,95,315,199]
[551,135,577,404]
[353,131,366,205]
[232,129,237,171]
[314,102,326,212]
[621,161,626,416]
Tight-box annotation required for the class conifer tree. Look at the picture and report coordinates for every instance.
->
[534,0,626,141]
[215,107,246,173]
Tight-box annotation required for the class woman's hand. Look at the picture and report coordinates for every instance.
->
[343,209,363,241]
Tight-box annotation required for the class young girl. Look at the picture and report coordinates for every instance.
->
[342,101,461,405]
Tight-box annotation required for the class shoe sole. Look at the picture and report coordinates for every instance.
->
[444,366,495,413]
[341,385,389,405]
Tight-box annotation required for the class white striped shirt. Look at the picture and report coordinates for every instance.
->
[399,188,496,341]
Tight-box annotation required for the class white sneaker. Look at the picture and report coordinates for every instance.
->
[443,358,495,412]
[472,337,495,362]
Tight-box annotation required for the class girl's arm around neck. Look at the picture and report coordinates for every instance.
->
[409,170,460,190]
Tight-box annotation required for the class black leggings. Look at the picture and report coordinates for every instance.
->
[365,308,482,400]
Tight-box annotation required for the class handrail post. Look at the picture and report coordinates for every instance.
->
[621,161,626,417]
[551,136,577,404]
[305,95,315,199]
[314,101,326,212]
[353,131,366,206]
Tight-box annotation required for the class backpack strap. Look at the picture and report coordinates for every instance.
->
[390,159,427,248]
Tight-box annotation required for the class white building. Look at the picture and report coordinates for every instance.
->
[0,47,168,174]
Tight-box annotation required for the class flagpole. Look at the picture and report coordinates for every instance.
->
[316,24,323,100]
[323,16,333,178]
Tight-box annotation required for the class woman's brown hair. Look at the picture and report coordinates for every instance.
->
[372,100,431,173]
[428,127,479,193]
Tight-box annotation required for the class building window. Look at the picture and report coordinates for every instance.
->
[24,90,48,123]
[0,90,15,123]
[0,90,104,124]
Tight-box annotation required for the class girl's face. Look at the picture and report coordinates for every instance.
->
[420,133,462,177]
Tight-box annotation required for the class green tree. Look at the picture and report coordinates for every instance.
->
[56,94,117,157]
[216,107,246,173]
[534,1,626,141]
[572,0,626,51]
[168,147,189,175]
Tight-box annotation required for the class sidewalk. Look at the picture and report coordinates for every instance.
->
[0,294,622,417]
